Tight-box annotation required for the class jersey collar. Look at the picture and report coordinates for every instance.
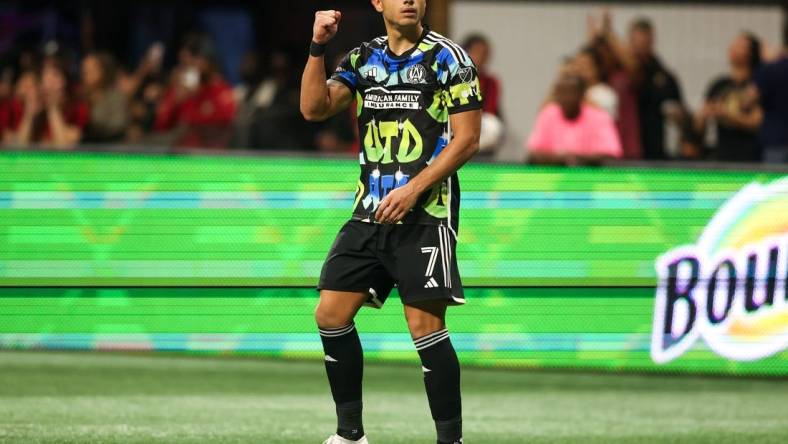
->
[384,24,430,60]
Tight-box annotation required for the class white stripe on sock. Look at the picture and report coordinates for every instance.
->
[415,332,450,351]
[414,328,448,346]
[319,324,356,338]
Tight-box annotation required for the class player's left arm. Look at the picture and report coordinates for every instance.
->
[376,109,481,224]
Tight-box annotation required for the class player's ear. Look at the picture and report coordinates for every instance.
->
[370,0,384,14]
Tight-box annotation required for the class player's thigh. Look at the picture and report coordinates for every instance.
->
[403,299,448,339]
[315,289,368,328]
[318,220,397,310]
[393,224,465,307]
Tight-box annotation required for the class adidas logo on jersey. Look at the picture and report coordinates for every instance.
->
[424,277,439,288]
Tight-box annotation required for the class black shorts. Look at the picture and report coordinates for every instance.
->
[316,220,465,308]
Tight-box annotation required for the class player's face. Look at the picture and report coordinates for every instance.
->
[372,0,426,28]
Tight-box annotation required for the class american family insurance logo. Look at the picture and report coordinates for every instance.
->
[652,177,788,364]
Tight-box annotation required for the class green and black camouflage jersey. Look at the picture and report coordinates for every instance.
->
[329,27,483,236]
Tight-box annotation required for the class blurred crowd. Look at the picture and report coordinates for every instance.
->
[0,33,338,152]
[0,11,786,166]
[524,12,788,165]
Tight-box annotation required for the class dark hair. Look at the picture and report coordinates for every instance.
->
[630,17,653,33]
[742,31,762,72]
[182,33,216,61]
[461,33,489,51]
[557,73,587,96]
[578,46,607,82]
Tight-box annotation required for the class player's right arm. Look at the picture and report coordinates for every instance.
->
[300,10,353,122]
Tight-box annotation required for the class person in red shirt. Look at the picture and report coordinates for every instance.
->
[3,57,89,149]
[155,35,236,148]
[0,68,15,142]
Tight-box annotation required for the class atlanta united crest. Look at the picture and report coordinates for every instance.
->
[407,64,426,84]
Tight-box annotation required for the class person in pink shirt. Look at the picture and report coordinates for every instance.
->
[527,75,622,165]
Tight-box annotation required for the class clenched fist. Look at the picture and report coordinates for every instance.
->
[313,10,342,45]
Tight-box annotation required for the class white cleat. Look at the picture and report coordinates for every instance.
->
[322,434,369,444]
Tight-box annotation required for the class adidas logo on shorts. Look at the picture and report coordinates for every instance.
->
[424,277,439,288]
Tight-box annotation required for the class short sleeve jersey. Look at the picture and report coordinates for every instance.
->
[330,27,483,235]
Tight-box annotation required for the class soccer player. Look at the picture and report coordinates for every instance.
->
[299,1,482,443]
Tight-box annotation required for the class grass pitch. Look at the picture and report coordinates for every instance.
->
[0,351,786,444]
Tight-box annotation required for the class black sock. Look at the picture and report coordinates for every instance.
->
[414,328,462,444]
[319,323,364,440]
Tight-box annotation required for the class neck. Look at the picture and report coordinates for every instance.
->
[731,64,751,82]
[385,22,424,56]
[561,105,582,121]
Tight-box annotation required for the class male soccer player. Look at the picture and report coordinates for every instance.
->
[300,1,482,443]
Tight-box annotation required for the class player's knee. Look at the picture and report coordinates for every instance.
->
[314,302,353,329]
[406,314,444,339]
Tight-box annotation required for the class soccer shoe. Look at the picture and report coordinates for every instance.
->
[322,434,369,444]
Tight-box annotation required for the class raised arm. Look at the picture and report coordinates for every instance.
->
[300,10,353,122]
[594,11,640,78]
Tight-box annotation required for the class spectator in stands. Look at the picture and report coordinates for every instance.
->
[126,76,166,144]
[629,17,684,160]
[755,19,788,163]
[155,34,236,148]
[230,52,263,149]
[3,57,88,148]
[118,42,164,99]
[575,46,618,119]
[587,12,641,159]
[1,70,38,143]
[121,44,166,144]
[81,52,128,143]
[696,32,764,162]
[231,51,303,150]
[243,51,305,150]
[463,33,504,157]
[526,74,622,165]
[463,34,501,118]
[0,67,16,142]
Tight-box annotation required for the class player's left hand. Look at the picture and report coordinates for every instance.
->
[375,184,420,224]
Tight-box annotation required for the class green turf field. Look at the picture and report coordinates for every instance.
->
[0,351,786,444]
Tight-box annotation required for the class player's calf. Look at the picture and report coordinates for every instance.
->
[316,291,370,442]
[413,328,463,444]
